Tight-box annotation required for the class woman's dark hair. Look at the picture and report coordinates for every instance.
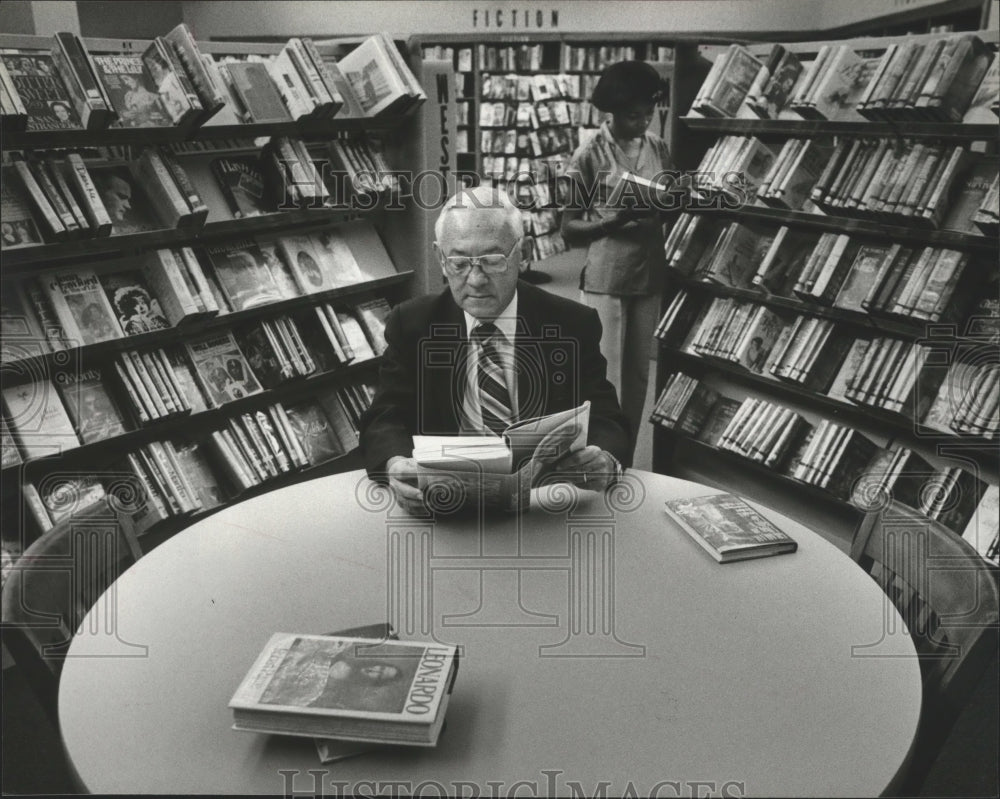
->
[591,60,668,113]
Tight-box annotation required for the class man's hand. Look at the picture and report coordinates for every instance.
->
[549,445,621,492]
[386,456,425,514]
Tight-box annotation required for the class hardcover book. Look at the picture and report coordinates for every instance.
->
[0,172,44,249]
[284,400,345,465]
[230,633,458,745]
[220,60,292,123]
[42,269,123,346]
[211,156,269,218]
[88,165,158,234]
[92,53,172,127]
[0,50,83,131]
[664,493,798,563]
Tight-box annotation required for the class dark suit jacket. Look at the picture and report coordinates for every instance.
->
[360,281,631,477]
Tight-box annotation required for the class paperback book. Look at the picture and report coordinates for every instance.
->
[229,633,458,745]
[664,493,798,563]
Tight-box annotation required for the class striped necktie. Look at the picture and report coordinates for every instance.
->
[472,322,513,437]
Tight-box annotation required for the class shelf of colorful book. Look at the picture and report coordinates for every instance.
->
[660,345,1000,469]
[1,271,413,375]
[671,277,995,345]
[692,205,999,256]
[5,356,378,482]
[1,205,387,273]
[680,115,1000,141]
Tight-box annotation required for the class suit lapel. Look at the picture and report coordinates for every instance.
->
[427,293,468,433]
[513,283,546,422]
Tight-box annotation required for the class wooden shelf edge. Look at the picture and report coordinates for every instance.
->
[680,115,1000,141]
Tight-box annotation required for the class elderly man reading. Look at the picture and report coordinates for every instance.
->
[359,186,631,513]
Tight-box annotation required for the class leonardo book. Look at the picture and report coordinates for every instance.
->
[664,493,798,563]
[229,633,459,746]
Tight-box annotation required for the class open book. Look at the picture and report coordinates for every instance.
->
[412,401,590,512]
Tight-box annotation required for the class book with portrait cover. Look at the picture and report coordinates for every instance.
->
[184,331,262,407]
[204,240,284,311]
[211,156,269,218]
[87,165,158,235]
[55,368,128,444]
[664,493,798,563]
[0,50,83,131]
[91,53,172,128]
[229,633,458,745]
[100,270,170,335]
[1,170,45,249]
[42,269,123,346]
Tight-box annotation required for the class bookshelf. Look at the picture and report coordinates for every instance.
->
[0,31,445,558]
[413,34,678,265]
[652,28,1000,559]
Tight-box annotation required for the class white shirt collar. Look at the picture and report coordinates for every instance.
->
[464,291,518,344]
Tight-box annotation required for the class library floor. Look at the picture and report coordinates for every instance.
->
[2,252,997,796]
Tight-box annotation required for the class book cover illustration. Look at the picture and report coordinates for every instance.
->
[91,54,172,128]
[185,332,262,405]
[45,270,123,346]
[664,493,798,563]
[212,156,268,218]
[101,270,170,335]
[55,368,128,444]
[88,166,158,234]
[284,400,344,465]
[1,174,44,249]
[0,51,82,131]
[310,230,365,287]
[257,239,302,299]
[205,240,284,311]
[229,633,457,745]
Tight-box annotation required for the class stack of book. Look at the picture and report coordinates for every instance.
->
[751,226,823,296]
[756,138,834,211]
[693,395,745,449]
[922,359,999,438]
[839,335,944,419]
[327,136,398,200]
[230,633,458,748]
[663,214,725,277]
[649,373,719,435]
[767,315,852,390]
[113,347,199,424]
[684,297,790,374]
[144,247,221,325]
[716,397,813,472]
[694,135,776,199]
[856,33,993,123]
[787,44,877,121]
[692,44,763,118]
[787,418,881,498]
[234,315,317,388]
[686,221,775,288]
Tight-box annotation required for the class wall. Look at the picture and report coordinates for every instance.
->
[77,0,183,39]
[0,0,79,35]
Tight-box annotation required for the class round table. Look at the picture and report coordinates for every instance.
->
[59,470,921,796]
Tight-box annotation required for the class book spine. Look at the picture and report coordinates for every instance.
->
[268,50,313,119]
[209,430,255,491]
[45,158,89,232]
[28,158,78,233]
[114,357,154,422]
[127,351,168,417]
[240,413,278,477]
[143,248,197,325]
[157,36,203,112]
[227,419,269,482]
[156,349,191,412]
[156,147,209,220]
[12,157,65,238]
[126,451,171,523]
[64,154,112,235]
[50,33,96,128]
[145,441,192,513]
[253,409,291,473]
[163,440,203,511]
[264,405,300,469]
[177,247,219,314]
[164,24,225,115]
[22,483,54,532]
[299,38,345,109]
[135,148,189,227]
[288,38,333,109]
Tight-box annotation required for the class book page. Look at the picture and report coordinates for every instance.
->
[504,401,589,475]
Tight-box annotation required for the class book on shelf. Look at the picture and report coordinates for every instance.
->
[283,399,347,466]
[334,310,377,361]
[693,44,762,118]
[92,53,172,128]
[163,23,228,124]
[0,49,83,131]
[51,31,116,129]
[961,484,999,565]
[963,54,999,123]
[352,297,392,356]
[100,270,171,335]
[55,368,128,444]
[8,157,68,240]
[141,38,199,127]
[664,493,798,563]
[412,401,590,513]
[63,153,113,236]
[650,374,719,436]
[1,417,22,469]
[1,379,81,459]
[744,45,803,119]
[257,239,304,300]
[0,167,45,249]
[0,283,49,362]
[203,240,285,311]
[337,34,420,118]
[42,269,123,346]
[184,331,263,407]
[917,465,987,535]
[218,60,292,124]
[38,474,107,527]
[229,633,458,746]
[88,164,158,234]
[211,155,269,219]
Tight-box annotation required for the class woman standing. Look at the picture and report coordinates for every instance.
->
[561,60,680,450]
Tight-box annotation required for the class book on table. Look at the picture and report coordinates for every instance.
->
[664,493,798,563]
[412,401,590,512]
[229,633,458,746]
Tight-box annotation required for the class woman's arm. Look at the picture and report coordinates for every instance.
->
[560,205,648,246]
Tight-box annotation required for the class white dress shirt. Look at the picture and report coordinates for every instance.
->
[460,292,519,435]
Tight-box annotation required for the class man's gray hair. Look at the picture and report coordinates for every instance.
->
[434,185,523,243]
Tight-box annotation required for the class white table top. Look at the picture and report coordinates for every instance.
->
[59,469,921,796]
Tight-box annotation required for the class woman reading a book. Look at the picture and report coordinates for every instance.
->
[561,60,684,447]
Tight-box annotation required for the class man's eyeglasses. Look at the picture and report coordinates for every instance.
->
[439,237,522,277]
